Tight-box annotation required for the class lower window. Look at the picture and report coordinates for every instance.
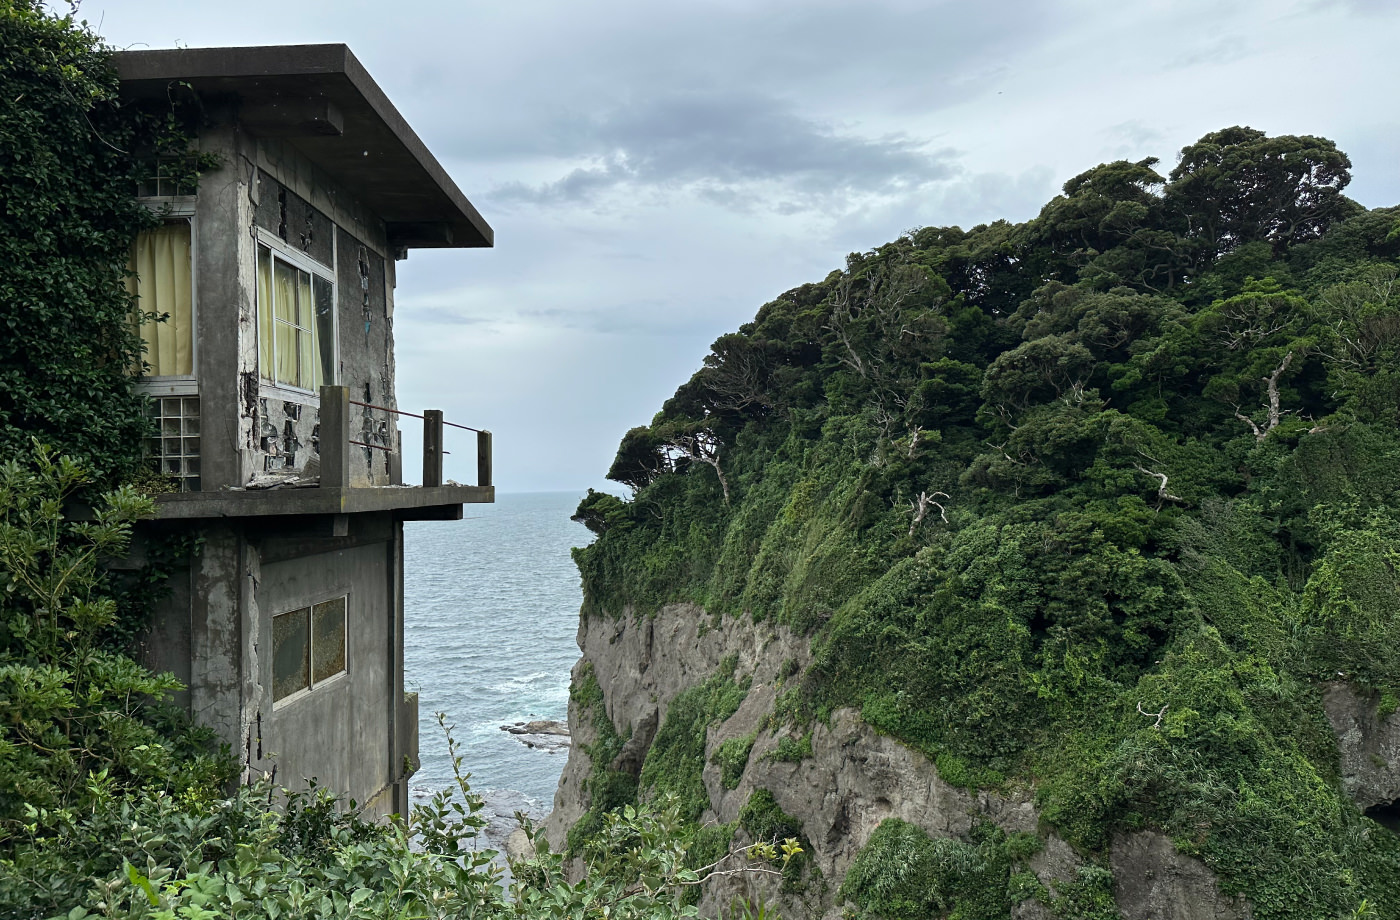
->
[273,596,348,703]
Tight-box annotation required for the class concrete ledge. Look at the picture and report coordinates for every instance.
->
[153,484,493,520]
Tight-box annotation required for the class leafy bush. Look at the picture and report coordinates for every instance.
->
[712,733,757,789]
[0,446,229,846]
[839,819,1036,920]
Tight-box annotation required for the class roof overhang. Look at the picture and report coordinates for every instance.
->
[114,44,492,250]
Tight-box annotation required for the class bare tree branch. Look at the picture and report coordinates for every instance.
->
[1133,462,1184,510]
[1137,701,1167,729]
[1234,350,1294,442]
[663,429,731,506]
[908,490,949,537]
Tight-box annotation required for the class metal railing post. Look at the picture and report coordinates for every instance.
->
[319,385,350,488]
[477,430,492,488]
[423,410,444,487]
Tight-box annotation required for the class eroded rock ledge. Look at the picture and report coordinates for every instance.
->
[544,604,1255,918]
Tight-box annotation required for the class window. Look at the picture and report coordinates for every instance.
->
[272,596,348,704]
[135,155,200,198]
[128,221,194,378]
[145,396,200,492]
[257,243,335,391]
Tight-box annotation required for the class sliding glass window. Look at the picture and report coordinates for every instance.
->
[257,243,335,391]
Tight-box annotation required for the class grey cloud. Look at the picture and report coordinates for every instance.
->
[413,1,1063,163]
[485,91,958,209]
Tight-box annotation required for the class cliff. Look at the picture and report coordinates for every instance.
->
[549,129,1400,918]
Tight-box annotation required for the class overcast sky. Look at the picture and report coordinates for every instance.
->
[84,0,1400,492]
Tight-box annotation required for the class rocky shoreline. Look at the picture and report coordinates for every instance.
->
[500,719,571,754]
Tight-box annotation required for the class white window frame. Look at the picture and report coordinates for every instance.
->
[271,593,350,710]
[132,204,199,385]
[256,227,338,398]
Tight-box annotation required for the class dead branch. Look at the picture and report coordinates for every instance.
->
[1133,463,1184,510]
[1136,701,1167,729]
[1233,350,1294,442]
[908,490,949,537]
[664,429,730,506]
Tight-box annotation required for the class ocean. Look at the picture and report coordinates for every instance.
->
[403,490,591,848]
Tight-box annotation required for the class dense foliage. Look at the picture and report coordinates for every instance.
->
[0,1,163,488]
[573,129,1400,915]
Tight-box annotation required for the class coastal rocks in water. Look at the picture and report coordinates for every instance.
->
[501,720,571,753]
[504,719,570,736]
[506,827,534,863]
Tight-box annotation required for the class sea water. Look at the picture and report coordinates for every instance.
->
[403,491,590,848]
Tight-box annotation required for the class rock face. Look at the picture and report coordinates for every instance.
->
[1322,682,1400,829]
[1111,832,1252,920]
[543,604,1255,918]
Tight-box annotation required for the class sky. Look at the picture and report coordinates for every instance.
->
[83,0,1400,493]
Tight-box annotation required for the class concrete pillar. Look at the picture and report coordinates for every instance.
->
[319,385,350,488]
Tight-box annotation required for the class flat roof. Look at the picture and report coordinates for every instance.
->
[114,44,492,250]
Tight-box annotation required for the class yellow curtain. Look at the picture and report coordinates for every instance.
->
[274,260,298,385]
[261,249,329,391]
[257,246,272,379]
[128,223,193,376]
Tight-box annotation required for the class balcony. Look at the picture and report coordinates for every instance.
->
[153,385,492,521]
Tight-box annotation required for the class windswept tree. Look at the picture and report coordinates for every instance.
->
[1166,126,1356,258]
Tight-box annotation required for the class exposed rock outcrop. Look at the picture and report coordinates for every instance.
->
[1322,681,1400,829]
[1111,832,1252,920]
[544,604,1257,918]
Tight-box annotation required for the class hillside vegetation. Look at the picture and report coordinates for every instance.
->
[572,128,1400,916]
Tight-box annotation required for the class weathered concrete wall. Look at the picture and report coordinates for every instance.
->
[137,512,410,815]
[244,522,399,812]
[190,113,258,491]
[335,224,397,487]
[242,149,400,488]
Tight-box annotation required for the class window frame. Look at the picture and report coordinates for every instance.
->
[271,594,350,709]
[131,209,199,383]
[255,228,338,397]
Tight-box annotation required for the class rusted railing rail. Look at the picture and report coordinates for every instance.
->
[319,386,491,488]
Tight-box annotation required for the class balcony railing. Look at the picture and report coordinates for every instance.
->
[319,385,491,489]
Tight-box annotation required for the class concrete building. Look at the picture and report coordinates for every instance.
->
[115,45,493,816]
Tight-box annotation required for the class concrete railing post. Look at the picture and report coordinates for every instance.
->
[477,430,492,488]
[319,385,350,488]
[423,410,443,488]
[388,429,403,486]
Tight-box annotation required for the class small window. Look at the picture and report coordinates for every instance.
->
[128,221,194,377]
[257,243,333,391]
[272,596,348,704]
[135,155,200,198]
[144,396,201,492]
